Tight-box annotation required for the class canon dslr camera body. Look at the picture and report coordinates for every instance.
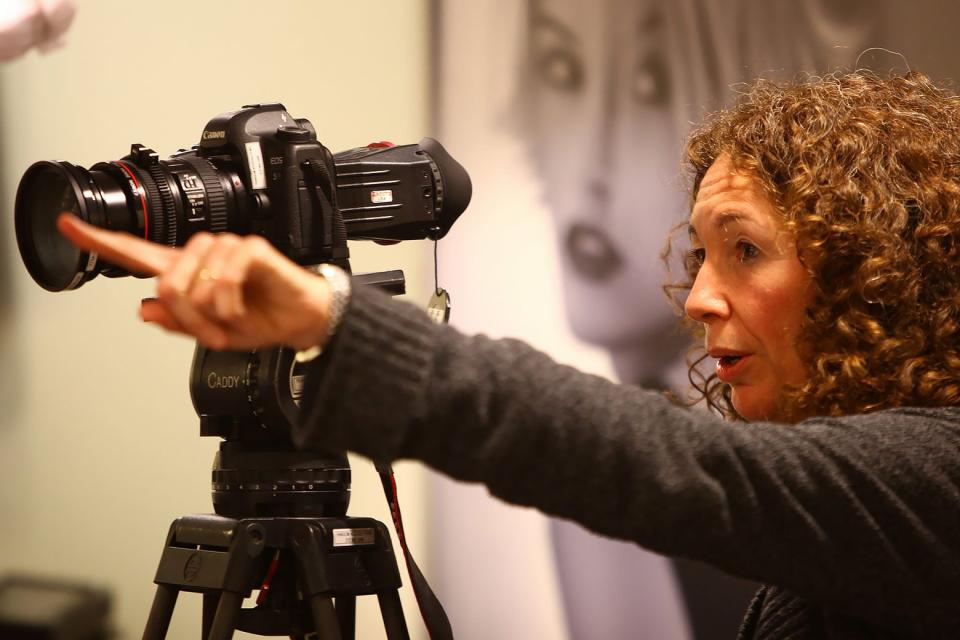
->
[15,102,470,291]
[14,104,471,518]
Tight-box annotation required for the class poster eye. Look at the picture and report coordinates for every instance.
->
[632,52,669,106]
[535,47,584,92]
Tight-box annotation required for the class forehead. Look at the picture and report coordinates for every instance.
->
[533,0,601,27]
[689,155,780,234]
[533,0,638,23]
[531,0,651,41]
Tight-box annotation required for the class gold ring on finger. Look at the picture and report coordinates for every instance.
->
[198,268,220,282]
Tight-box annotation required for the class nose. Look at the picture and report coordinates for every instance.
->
[587,178,611,206]
[684,265,731,324]
[584,17,621,201]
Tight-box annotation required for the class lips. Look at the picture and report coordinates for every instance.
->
[564,222,625,282]
[709,349,751,383]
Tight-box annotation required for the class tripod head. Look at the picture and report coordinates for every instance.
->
[190,270,406,519]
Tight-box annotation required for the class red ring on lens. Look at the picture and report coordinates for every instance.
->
[114,161,149,239]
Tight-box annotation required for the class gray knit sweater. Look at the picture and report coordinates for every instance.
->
[296,285,960,639]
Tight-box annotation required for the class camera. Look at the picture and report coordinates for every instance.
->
[14,103,472,519]
[15,102,470,291]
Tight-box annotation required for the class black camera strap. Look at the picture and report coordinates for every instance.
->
[375,462,454,640]
[302,157,350,267]
[374,243,454,638]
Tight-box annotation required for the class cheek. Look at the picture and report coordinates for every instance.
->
[756,283,811,380]
[527,90,600,155]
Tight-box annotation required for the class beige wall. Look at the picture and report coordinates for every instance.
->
[0,1,433,638]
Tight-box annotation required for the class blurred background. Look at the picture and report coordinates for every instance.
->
[4,1,960,639]
[0,1,434,638]
[430,1,960,639]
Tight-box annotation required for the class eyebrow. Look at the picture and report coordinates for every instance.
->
[530,7,579,45]
[687,212,747,239]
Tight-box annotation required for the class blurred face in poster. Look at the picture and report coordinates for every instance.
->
[521,0,880,384]
[524,0,688,378]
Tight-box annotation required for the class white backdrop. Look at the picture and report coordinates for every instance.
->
[0,2,434,638]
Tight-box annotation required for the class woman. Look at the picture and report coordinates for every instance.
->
[518,2,877,634]
[58,70,960,636]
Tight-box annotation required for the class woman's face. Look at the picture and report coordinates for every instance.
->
[525,0,685,349]
[684,155,813,421]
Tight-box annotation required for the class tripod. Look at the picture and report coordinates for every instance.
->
[141,513,409,639]
[140,272,447,640]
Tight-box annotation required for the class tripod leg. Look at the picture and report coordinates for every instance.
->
[377,591,410,640]
[206,591,243,640]
[309,594,343,640]
[202,593,219,639]
[335,596,356,640]
[142,584,179,640]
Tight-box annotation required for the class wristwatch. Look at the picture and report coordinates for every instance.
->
[295,263,352,363]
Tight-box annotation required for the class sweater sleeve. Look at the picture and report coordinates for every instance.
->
[295,284,960,634]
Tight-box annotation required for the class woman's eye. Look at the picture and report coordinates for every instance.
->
[632,52,669,106]
[632,7,668,106]
[686,248,705,274]
[737,241,759,262]
[529,14,583,93]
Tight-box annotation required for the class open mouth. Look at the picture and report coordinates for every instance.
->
[564,222,624,282]
[715,354,750,381]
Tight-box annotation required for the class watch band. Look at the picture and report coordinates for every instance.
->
[295,263,352,363]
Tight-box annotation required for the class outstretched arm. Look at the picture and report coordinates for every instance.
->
[297,282,960,635]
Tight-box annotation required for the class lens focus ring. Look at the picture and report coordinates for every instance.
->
[180,156,228,233]
[147,164,179,246]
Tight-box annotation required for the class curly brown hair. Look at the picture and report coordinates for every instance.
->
[669,70,960,420]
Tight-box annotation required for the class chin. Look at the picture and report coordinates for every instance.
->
[562,298,633,347]
[731,389,780,422]
[567,315,632,347]
[561,290,679,350]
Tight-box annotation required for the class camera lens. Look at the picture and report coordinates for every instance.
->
[16,158,163,291]
[15,161,98,292]
[15,150,234,292]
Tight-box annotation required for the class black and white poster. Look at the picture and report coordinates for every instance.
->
[430,1,960,637]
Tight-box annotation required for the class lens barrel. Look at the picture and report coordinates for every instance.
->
[15,147,236,292]
[17,161,120,291]
[16,157,165,290]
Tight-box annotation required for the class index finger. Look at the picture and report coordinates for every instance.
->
[57,214,178,276]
